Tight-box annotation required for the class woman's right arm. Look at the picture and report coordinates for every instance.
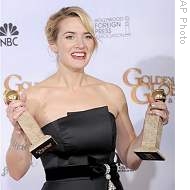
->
[6,94,32,180]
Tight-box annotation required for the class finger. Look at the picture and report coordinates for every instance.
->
[150,102,167,111]
[12,107,26,120]
[14,106,26,113]
[149,109,168,122]
[13,124,24,134]
[6,104,15,114]
[7,106,26,124]
[9,100,26,108]
[19,91,27,102]
[148,96,154,104]
[6,102,25,117]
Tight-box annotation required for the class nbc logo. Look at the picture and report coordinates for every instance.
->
[0,23,19,47]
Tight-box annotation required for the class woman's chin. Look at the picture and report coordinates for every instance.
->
[71,60,88,69]
[70,64,87,71]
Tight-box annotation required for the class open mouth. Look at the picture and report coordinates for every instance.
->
[71,52,86,60]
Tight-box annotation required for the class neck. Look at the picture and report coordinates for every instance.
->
[54,65,87,89]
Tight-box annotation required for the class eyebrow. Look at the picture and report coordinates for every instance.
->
[63,31,92,35]
[63,32,75,35]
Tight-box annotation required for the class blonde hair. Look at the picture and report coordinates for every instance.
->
[45,6,98,49]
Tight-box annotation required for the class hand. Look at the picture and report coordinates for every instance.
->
[6,92,27,133]
[147,98,169,125]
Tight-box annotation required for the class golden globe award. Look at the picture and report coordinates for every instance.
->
[134,89,167,160]
[4,90,57,159]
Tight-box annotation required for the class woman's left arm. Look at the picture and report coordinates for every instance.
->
[112,86,168,170]
[115,98,143,170]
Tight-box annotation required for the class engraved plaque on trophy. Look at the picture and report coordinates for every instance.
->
[134,89,167,161]
[4,90,57,159]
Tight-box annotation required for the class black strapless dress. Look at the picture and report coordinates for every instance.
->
[40,106,123,190]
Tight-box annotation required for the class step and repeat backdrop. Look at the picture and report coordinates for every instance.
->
[1,0,175,190]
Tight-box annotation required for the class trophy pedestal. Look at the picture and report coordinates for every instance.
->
[30,135,57,159]
[134,147,165,160]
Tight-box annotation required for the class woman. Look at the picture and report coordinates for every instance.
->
[6,6,169,190]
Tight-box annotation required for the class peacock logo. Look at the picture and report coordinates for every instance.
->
[0,23,19,46]
[0,23,19,36]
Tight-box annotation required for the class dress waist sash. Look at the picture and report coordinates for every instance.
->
[45,163,117,181]
[45,161,123,190]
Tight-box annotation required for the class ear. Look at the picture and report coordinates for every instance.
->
[49,43,58,54]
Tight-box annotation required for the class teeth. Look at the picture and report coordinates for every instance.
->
[72,52,85,57]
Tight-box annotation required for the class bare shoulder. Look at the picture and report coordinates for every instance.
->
[87,75,127,112]
[101,83,128,117]
[93,78,124,98]
[103,82,125,96]
[87,75,126,98]
[87,75,123,92]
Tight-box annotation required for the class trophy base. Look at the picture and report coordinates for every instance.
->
[30,135,57,159]
[134,148,165,161]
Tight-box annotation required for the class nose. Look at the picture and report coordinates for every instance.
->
[75,37,85,49]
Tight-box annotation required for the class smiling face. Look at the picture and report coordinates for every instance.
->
[50,17,95,71]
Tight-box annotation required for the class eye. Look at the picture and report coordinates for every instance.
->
[85,34,93,39]
[65,35,75,40]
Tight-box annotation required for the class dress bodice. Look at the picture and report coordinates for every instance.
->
[40,106,117,170]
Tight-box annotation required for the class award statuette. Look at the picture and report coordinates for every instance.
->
[4,90,57,159]
[134,89,167,161]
